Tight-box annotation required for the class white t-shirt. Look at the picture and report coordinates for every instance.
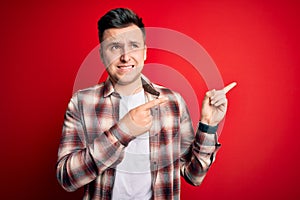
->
[112,89,152,200]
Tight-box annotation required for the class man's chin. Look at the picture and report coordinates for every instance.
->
[115,75,142,86]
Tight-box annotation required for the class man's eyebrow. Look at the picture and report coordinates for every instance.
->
[102,39,143,47]
[110,41,122,45]
[128,40,143,46]
[105,41,123,47]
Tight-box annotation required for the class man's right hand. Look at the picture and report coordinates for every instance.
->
[119,97,168,137]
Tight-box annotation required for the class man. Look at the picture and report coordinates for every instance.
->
[56,8,236,200]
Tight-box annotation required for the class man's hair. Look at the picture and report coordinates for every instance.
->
[97,8,145,42]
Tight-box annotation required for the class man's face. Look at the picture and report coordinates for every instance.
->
[100,24,147,86]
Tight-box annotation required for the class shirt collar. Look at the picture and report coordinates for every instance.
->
[141,75,160,97]
[103,74,160,98]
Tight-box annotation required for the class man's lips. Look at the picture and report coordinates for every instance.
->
[117,65,135,72]
[117,65,134,69]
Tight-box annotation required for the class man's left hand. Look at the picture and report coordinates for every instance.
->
[200,82,237,126]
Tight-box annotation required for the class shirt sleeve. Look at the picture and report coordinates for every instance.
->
[56,93,134,192]
[178,95,221,186]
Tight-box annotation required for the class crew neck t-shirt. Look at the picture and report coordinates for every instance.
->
[111,89,152,200]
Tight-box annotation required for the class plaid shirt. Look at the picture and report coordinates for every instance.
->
[56,75,220,200]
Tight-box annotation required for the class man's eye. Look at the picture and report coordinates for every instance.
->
[132,44,139,48]
[111,45,120,50]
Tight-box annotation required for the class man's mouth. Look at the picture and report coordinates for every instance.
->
[117,65,134,69]
[117,65,135,72]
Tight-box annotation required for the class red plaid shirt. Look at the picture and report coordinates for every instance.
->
[56,75,220,200]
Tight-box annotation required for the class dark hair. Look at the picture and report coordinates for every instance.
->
[97,8,145,42]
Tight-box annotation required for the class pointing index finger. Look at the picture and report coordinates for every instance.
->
[142,97,168,110]
[224,82,237,94]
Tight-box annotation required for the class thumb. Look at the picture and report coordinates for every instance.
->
[206,89,215,98]
[202,89,215,106]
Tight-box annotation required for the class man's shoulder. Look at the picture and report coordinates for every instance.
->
[73,82,106,99]
[78,83,105,92]
[152,83,182,99]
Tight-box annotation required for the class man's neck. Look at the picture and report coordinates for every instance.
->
[113,77,143,96]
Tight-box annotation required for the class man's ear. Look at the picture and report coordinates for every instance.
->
[144,45,147,61]
[99,47,104,63]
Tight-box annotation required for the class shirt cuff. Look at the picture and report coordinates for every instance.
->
[109,123,135,146]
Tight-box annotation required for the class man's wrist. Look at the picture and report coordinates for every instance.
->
[198,122,218,134]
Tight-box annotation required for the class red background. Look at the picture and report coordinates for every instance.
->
[1,0,300,199]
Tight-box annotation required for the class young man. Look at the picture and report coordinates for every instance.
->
[56,8,236,200]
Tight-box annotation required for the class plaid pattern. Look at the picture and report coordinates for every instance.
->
[56,75,220,200]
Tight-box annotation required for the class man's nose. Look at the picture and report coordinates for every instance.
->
[120,47,131,62]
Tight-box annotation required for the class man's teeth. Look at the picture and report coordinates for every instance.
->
[118,65,134,68]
